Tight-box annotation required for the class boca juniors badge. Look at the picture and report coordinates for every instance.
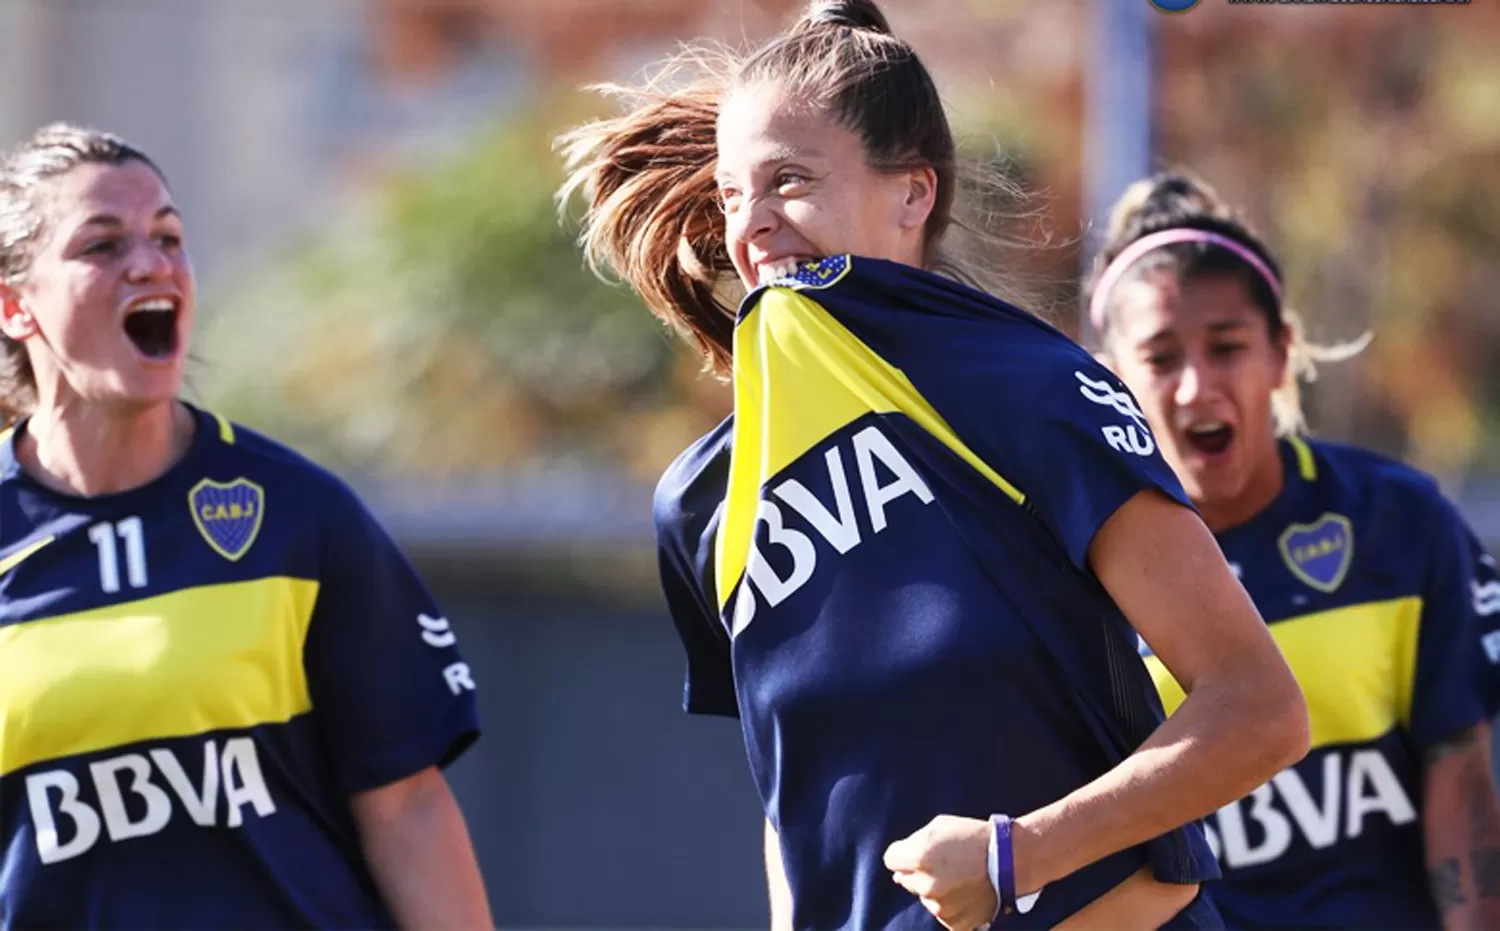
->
[1278,512,1353,594]
[189,478,265,562]
[771,254,852,291]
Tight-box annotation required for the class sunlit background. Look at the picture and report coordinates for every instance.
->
[3,0,1495,926]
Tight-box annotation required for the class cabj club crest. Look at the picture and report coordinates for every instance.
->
[1278,512,1354,594]
[772,254,852,291]
[189,478,265,562]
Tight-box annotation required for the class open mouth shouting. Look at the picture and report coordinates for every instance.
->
[1182,419,1235,459]
[121,296,182,362]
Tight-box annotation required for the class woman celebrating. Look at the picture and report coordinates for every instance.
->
[1090,171,1500,929]
[0,124,491,929]
[561,2,1308,928]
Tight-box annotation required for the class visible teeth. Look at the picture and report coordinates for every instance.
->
[1187,422,1228,435]
[130,298,175,314]
[757,258,809,286]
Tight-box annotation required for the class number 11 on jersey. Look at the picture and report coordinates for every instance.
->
[88,517,148,594]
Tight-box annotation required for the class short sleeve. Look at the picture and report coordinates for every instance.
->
[1463,527,1500,718]
[985,358,1194,572]
[1407,496,1489,747]
[658,530,738,718]
[654,444,739,719]
[303,483,480,794]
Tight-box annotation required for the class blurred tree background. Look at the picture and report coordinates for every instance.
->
[1157,3,1500,489]
[196,98,733,486]
[195,1,1500,493]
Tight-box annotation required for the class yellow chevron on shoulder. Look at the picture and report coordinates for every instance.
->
[716,288,1026,609]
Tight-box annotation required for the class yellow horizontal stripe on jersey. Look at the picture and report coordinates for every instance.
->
[1146,596,1420,749]
[0,576,319,777]
[717,289,1027,610]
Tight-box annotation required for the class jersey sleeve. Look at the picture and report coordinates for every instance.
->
[953,352,1194,573]
[654,461,739,719]
[1472,532,1500,718]
[1407,495,1490,747]
[302,482,481,794]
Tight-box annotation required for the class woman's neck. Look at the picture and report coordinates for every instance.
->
[1196,439,1287,534]
[17,399,194,498]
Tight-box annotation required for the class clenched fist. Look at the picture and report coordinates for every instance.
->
[884,815,997,930]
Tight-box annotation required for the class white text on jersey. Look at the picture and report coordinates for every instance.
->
[732,425,934,636]
[1075,371,1156,457]
[1202,748,1415,869]
[415,613,475,695]
[1475,579,1500,619]
[26,736,276,865]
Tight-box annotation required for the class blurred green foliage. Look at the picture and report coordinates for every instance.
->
[198,4,1500,490]
[1157,6,1500,486]
[197,105,729,484]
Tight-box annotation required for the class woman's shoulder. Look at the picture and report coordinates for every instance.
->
[654,415,733,545]
[742,254,1095,397]
[1301,436,1468,535]
[194,409,372,525]
[1305,437,1447,503]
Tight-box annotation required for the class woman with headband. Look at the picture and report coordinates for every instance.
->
[1089,172,1500,930]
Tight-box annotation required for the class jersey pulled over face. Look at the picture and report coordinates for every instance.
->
[656,256,1221,930]
[1143,437,1500,929]
[0,405,480,930]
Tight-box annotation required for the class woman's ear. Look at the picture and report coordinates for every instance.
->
[897,165,938,233]
[0,285,36,342]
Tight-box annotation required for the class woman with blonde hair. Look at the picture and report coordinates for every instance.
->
[0,123,490,930]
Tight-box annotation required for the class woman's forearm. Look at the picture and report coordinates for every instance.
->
[1010,489,1310,897]
[1013,674,1307,897]
[353,767,493,930]
[1422,723,1500,930]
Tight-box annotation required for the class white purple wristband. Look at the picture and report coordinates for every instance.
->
[985,814,1039,928]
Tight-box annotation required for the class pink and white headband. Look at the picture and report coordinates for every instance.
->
[1088,228,1283,334]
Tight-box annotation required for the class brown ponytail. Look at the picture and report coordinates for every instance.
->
[557,0,1036,376]
[557,59,737,375]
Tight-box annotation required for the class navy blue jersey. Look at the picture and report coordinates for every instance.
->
[655,256,1220,930]
[0,404,480,930]
[1144,437,1494,929]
